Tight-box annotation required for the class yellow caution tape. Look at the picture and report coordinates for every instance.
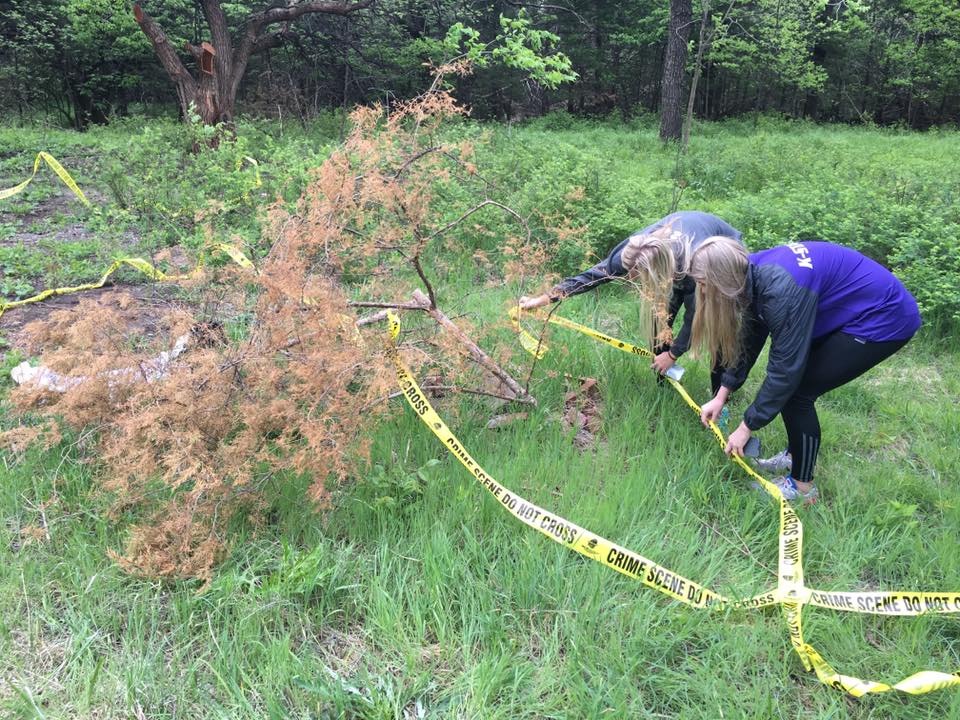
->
[383,308,960,696]
[508,306,960,694]
[236,156,262,203]
[241,156,262,188]
[0,150,261,321]
[0,244,253,322]
[0,152,91,207]
[211,242,255,270]
[385,311,772,611]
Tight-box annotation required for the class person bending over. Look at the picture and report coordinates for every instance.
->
[690,237,921,503]
[519,211,743,391]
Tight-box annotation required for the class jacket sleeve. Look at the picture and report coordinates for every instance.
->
[742,286,819,431]
[552,236,630,298]
[720,316,769,393]
[668,278,697,357]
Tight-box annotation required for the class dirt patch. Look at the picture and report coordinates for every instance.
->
[0,627,69,703]
[0,283,185,353]
[313,626,369,677]
[1,189,140,250]
[864,362,943,398]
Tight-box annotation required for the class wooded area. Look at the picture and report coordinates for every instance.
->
[3,2,960,716]
[1,0,958,130]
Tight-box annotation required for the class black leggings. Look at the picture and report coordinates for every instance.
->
[783,331,912,482]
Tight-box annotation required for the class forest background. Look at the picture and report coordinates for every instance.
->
[1,1,959,718]
[3,0,960,130]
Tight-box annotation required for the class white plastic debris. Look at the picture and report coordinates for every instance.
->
[11,334,191,393]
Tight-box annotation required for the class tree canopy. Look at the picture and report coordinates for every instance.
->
[1,0,958,128]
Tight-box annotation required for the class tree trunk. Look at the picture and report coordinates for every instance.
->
[659,0,692,142]
[133,0,373,129]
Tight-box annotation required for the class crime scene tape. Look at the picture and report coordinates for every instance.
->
[384,308,960,696]
[238,155,262,187]
[0,151,91,207]
[508,306,960,694]
[0,243,253,322]
[1,151,255,321]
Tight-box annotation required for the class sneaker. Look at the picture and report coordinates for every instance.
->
[756,447,792,474]
[752,476,819,504]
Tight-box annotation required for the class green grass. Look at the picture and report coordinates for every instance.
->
[2,286,959,718]
[1,116,960,717]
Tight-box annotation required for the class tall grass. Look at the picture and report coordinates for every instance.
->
[1,117,959,717]
[2,285,959,718]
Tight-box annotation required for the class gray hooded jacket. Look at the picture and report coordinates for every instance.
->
[552,211,743,356]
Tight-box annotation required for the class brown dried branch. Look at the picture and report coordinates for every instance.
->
[411,255,437,309]
[413,290,534,406]
[424,198,531,245]
[355,310,389,327]
[393,146,442,179]
[348,300,430,310]
[522,299,564,395]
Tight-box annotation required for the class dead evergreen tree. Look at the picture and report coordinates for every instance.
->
[7,65,538,581]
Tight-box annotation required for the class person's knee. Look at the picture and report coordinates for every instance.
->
[783,392,816,413]
[780,393,818,427]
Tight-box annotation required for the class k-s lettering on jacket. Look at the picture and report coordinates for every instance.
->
[721,241,921,431]
[552,211,743,357]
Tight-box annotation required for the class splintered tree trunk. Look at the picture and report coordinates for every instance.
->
[659,0,692,142]
[134,3,236,128]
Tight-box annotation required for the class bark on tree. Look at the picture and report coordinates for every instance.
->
[133,0,374,128]
[659,0,692,142]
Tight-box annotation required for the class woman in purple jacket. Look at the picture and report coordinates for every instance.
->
[690,237,921,503]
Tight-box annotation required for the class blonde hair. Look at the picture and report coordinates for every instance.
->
[688,235,749,366]
[620,224,691,349]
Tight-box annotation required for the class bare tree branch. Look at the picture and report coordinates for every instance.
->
[257,0,376,27]
[502,0,594,30]
[348,300,430,310]
[235,0,376,85]
[355,310,389,326]
[393,146,441,179]
[412,290,534,405]
[251,31,288,55]
[424,199,532,245]
[411,255,437,310]
[133,5,197,92]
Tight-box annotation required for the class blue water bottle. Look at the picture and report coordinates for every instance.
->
[718,405,730,432]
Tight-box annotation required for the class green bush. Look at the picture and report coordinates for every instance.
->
[471,118,960,330]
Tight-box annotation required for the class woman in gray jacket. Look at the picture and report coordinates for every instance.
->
[519,211,742,391]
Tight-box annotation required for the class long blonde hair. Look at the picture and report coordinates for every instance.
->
[689,235,749,366]
[620,224,690,348]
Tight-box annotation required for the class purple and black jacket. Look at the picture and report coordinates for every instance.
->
[722,241,922,431]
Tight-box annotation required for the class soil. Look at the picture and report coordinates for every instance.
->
[1,189,140,249]
[0,282,185,354]
[1,190,182,356]
[562,375,604,451]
